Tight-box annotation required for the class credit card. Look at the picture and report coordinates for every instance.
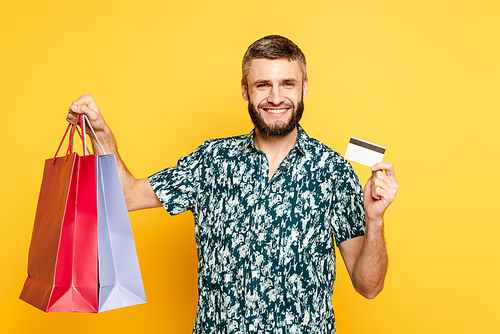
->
[345,137,386,167]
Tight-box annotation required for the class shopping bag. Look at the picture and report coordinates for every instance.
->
[20,115,98,312]
[96,154,147,312]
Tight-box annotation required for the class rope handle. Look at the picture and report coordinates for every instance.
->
[52,123,71,165]
[75,126,92,155]
[66,115,85,158]
[82,114,106,155]
[52,114,106,165]
[52,114,81,165]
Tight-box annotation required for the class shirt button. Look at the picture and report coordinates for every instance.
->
[260,194,266,199]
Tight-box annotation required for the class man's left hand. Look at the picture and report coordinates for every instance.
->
[363,162,399,223]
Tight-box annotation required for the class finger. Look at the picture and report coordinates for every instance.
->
[68,103,99,119]
[370,174,383,200]
[372,171,399,190]
[372,172,389,189]
[71,94,96,107]
[69,104,83,114]
[371,185,396,205]
[66,111,79,124]
[69,101,93,114]
[371,163,398,188]
[364,175,373,194]
[373,171,399,195]
[80,104,96,117]
[69,94,100,115]
[363,176,377,203]
[371,162,396,178]
[365,174,381,200]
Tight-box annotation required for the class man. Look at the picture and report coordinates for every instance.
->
[68,35,399,333]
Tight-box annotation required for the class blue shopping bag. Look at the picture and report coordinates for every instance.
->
[96,154,147,312]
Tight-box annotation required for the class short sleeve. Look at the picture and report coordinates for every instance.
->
[148,151,201,216]
[330,159,366,246]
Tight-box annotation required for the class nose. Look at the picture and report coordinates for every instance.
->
[267,85,285,105]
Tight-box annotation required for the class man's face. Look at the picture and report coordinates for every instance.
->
[242,58,308,138]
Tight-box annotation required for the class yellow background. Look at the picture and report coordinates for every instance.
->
[1,0,499,333]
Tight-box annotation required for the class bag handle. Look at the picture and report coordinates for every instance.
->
[52,123,71,165]
[81,114,106,156]
[52,114,82,165]
[65,115,84,159]
[75,126,92,156]
[52,114,106,165]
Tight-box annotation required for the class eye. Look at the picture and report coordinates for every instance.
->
[257,83,269,88]
[283,82,295,87]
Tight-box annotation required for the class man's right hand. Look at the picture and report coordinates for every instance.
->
[67,94,114,155]
[66,94,162,211]
[67,94,108,131]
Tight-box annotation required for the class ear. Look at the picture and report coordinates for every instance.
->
[241,80,249,101]
[302,78,309,99]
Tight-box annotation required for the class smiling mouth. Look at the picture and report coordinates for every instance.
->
[263,108,289,114]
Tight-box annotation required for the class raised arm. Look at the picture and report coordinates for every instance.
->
[338,162,399,299]
[67,94,161,211]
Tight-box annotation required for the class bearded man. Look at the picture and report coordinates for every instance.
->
[68,35,399,333]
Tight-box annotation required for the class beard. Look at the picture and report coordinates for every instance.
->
[248,99,304,138]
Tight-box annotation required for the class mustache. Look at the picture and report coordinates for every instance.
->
[257,102,294,109]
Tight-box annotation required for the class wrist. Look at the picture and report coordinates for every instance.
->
[365,216,384,229]
[91,127,116,155]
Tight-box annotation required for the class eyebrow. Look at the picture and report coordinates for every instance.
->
[253,78,300,85]
[280,78,299,83]
[254,79,272,86]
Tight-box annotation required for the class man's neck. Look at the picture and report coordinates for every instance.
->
[253,127,298,179]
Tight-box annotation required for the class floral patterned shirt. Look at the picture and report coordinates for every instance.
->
[149,125,365,334]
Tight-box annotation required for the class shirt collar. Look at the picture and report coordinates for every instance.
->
[241,124,309,156]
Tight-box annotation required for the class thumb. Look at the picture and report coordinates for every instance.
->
[69,94,100,114]
[78,93,99,108]
[363,175,373,202]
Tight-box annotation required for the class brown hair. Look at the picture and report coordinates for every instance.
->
[242,35,307,87]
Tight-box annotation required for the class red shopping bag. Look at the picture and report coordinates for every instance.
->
[20,115,98,312]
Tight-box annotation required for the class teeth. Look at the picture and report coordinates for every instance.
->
[265,109,287,114]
